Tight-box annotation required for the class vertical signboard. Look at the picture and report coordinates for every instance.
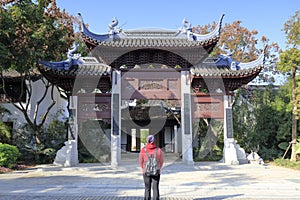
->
[184,94,191,135]
[112,94,119,135]
[226,108,234,138]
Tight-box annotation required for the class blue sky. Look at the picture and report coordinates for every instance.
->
[57,0,299,50]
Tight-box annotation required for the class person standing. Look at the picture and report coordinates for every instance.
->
[139,135,164,200]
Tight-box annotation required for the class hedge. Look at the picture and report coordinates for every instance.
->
[0,143,20,168]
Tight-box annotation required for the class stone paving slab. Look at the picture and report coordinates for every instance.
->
[1,161,300,199]
[0,196,196,200]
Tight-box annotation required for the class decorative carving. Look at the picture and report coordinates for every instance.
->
[182,18,191,31]
[220,43,234,57]
[196,103,221,112]
[220,43,240,70]
[168,79,178,90]
[108,17,122,36]
[80,103,109,112]
[140,80,163,90]
[67,43,79,59]
[108,17,118,30]
[180,18,194,41]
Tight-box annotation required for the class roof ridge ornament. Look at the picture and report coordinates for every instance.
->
[182,18,192,32]
[67,43,81,61]
[108,17,122,36]
[220,43,234,57]
[220,43,238,70]
[180,18,195,41]
[179,14,225,41]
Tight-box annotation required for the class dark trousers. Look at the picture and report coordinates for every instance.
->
[143,174,160,200]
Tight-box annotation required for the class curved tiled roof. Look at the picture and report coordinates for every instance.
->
[191,48,265,78]
[190,64,263,78]
[79,14,224,50]
[239,52,265,69]
[38,13,264,93]
[82,36,219,48]
[78,14,225,68]
[190,53,265,92]
[79,14,224,41]
[38,61,111,93]
[192,65,263,92]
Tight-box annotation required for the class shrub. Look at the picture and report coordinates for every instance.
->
[0,143,21,168]
[78,120,110,163]
[0,121,11,144]
[13,111,67,164]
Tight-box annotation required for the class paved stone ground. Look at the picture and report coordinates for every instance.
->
[1,160,300,199]
[0,196,197,200]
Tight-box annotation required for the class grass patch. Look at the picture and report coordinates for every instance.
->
[272,158,300,171]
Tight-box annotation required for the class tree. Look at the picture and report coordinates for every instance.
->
[192,19,280,158]
[0,0,74,147]
[193,20,280,83]
[232,82,297,161]
[277,11,300,161]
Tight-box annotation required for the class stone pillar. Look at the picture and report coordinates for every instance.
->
[53,95,78,167]
[174,125,178,153]
[111,70,121,167]
[180,71,194,165]
[222,95,247,165]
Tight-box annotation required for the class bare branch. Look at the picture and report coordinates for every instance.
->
[38,84,56,129]
[33,79,50,125]
[25,75,32,112]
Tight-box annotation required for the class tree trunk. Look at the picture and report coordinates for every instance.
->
[291,67,297,162]
[35,129,42,145]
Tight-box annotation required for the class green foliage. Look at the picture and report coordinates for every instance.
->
[276,10,300,161]
[233,85,295,160]
[295,138,300,154]
[259,146,282,161]
[0,0,74,72]
[44,114,68,150]
[0,143,20,168]
[0,1,74,153]
[13,112,67,164]
[193,119,223,160]
[0,106,12,144]
[282,10,300,48]
[78,120,110,163]
[278,142,289,151]
[277,48,300,73]
[193,20,280,83]
[0,121,11,144]
[193,145,223,162]
[233,89,256,151]
[273,158,300,171]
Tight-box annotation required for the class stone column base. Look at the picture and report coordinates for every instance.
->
[53,140,78,167]
[222,139,247,165]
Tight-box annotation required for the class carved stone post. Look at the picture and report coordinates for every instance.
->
[180,71,194,165]
[111,70,121,167]
[223,95,247,165]
[174,125,178,153]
